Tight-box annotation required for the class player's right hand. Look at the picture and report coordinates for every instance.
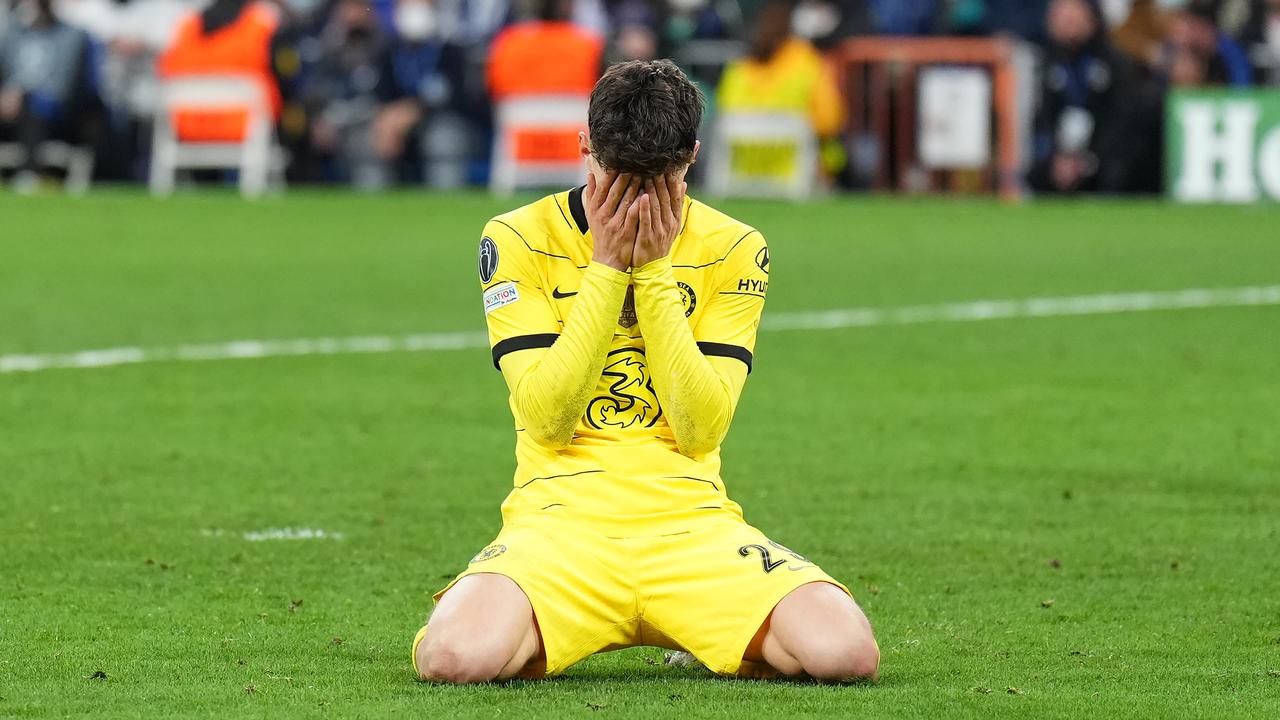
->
[585,171,642,271]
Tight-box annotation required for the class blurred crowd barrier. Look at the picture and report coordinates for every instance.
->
[1,0,1279,200]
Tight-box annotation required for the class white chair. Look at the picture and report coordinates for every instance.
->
[150,75,283,198]
[490,94,588,194]
[0,141,95,194]
[706,111,818,200]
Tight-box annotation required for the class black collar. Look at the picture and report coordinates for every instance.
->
[567,185,589,235]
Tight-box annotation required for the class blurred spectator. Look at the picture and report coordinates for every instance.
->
[1111,0,1170,67]
[1029,0,1156,194]
[370,0,475,188]
[59,0,192,178]
[487,0,603,100]
[607,0,659,61]
[1252,0,1279,81]
[1166,42,1211,82]
[867,0,938,34]
[280,0,388,185]
[1215,0,1267,42]
[59,0,191,116]
[972,0,1054,40]
[1100,0,1133,26]
[717,0,846,173]
[157,0,283,141]
[571,0,610,36]
[1164,0,1253,85]
[790,0,871,49]
[437,0,511,45]
[0,0,100,188]
[663,0,744,50]
[607,0,745,65]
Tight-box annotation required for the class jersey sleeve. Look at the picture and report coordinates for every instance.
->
[694,230,769,372]
[478,218,560,369]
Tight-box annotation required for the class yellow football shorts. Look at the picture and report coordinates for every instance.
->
[418,512,849,677]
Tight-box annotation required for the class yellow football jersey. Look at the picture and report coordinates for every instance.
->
[478,186,770,528]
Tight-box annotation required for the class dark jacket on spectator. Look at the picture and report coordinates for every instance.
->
[867,0,937,34]
[1029,5,1151,193]
[0,17,96,120]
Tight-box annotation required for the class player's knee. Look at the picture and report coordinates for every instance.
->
[804,635,879,682]
[418,636,503,684]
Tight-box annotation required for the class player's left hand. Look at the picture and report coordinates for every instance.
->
[631,171,686,268]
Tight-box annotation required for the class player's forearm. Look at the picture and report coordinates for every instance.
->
[505,262,629,449]
[632,258,739,457]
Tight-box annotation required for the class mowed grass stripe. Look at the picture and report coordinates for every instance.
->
[1,284,1277,374]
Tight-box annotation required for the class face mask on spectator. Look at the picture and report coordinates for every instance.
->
[284,0,324,18]
[14,0,38,27]
[668,0,710,13]
[792,0,840,40]
[396,1,440,41]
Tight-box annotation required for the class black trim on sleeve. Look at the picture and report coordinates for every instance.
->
[567,185,589,235]
[492,333,559,370]
[697,342,753,373]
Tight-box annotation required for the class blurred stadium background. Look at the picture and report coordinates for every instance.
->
[3,0,1280,717]
[1,0,1279,199]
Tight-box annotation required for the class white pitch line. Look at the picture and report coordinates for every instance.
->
[761,284,1280,331]
[240,527,345,542]
[2,285,1277,375]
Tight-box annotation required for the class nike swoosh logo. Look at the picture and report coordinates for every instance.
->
[552,288,578,299]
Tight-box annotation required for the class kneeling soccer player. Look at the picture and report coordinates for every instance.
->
[413,60,879,683]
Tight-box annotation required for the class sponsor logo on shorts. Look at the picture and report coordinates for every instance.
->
[470,544,507,563]
[483,282,519,314]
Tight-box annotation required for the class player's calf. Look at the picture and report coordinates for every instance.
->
[414,573,543,684]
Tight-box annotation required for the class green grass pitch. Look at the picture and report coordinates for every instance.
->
[1,191,1278,718]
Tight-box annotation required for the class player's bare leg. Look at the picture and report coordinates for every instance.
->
[745,581,879,682]
[415,573,545,683]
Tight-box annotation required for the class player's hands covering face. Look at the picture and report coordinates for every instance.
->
[631,172,686,268]
[585,171,642,272]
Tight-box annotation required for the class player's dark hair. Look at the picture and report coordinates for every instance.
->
[587,60,704,178]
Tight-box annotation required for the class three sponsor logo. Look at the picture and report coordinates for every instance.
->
[586,348,662,429]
